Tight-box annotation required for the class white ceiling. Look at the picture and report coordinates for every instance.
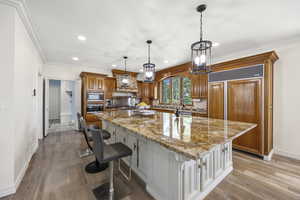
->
[25,0,300,72]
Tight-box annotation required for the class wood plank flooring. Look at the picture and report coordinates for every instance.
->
[1,131,300,200]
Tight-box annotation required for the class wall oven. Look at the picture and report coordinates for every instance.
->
[87,92,104,101]
[86,104,104,113]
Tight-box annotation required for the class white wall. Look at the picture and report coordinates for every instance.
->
[0,3,43,197]
[13,9,43,189]
[43,63,112,80]
[0,4,16,196]
[213,39,300,160]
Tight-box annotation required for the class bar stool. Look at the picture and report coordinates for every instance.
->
[79,117,111,173]
[90,128,132,200]
[77,113,93,158]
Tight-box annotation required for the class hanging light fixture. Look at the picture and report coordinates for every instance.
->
[191,4,212,74]
[143,40,155,82]
[120,56,130,88]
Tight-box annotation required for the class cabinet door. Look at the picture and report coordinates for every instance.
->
[223,142,232,169]
[192,74,208,98]
[208,82,224,119]
[126,134,137,168]
[199,74,208,97]
[107,78,116,99]
[213,145,224,178]
[191,75,200,98]
[87,77,96,90]
[137,81,143,98]
[200,152,214,191]
[95,78,103,90]
[228,79,262,155]
[137,138,148,179]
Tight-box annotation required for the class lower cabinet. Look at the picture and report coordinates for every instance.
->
[103,120,233,200]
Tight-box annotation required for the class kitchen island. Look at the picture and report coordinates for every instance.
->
[96,110,256,200]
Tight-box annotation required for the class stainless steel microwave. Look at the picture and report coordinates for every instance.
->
[87,92,104,101]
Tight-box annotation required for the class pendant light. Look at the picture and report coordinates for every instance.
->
[143,40,155,82]
[191,4,212,74]
[120,56,130,88]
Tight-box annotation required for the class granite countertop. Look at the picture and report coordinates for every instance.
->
[96,110,256,159]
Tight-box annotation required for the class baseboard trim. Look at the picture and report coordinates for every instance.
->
[14,141,38,191]
[275,148,300,160]
[191,166,233,200]
[0,185,16,198]
[263,149,274,161]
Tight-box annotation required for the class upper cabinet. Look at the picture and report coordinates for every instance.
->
[208,82,224,119]
[104,77,116,99]
[84,74,105,91]
[137,81,154,105]
[191,74,208,98]
[95,78,104,90]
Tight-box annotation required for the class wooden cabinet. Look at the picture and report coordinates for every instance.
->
[208,82,224,119]
[80,72,107,126]
[207,51,278,158]
[228,79,262,155]
[192,74,208,98]
[137,81,154,105]
[87,76,104,91]
[95,78,104,90]
[104,77,116,99]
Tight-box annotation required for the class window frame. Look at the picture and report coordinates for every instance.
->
[160,76,192,105]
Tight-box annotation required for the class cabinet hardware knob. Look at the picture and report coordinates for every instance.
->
[198,162,207,168]
[222,147,228,152]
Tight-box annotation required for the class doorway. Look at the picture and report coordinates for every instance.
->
[44,79,77,135]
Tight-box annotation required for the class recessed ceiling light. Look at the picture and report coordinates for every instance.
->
[212,42,220,47]
[77,35,86,41]
[164,60,169,64]
[112,64,117,67]
[72,57,79,61]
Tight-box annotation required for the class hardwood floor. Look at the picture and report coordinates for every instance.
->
[1,131,300,200]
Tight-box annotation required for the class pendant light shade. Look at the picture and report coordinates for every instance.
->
[143,40,155,82]
[191,4,212,74]
[120,56,130,88]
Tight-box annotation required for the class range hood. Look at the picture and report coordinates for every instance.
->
[116,74,138,92]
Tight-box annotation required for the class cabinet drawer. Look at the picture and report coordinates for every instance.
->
[85,114,99,122]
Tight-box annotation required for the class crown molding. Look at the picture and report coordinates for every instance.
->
[0,0,46,63]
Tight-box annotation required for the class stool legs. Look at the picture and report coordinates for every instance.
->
[109,161,114,200]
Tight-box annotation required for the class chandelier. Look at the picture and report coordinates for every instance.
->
[120,56,130,88]
[143,40,155,82]
[191,4,212,74]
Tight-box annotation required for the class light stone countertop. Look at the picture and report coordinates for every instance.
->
[96,110,256,159]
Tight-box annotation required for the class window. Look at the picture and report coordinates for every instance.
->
[182,77,192,105]
[161,76,192,105]
[162,78,171,104]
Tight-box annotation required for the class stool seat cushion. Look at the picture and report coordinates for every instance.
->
[100,143,132,164]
